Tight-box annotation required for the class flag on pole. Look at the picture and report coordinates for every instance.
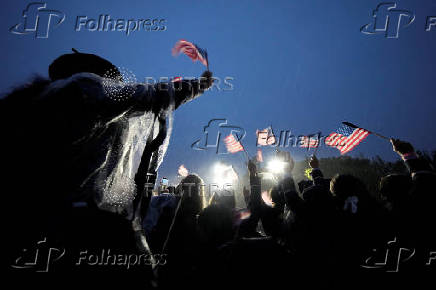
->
[299,136,320,148]
[224,134,244,153]
[256,127,276,146]
[172,39,208,67]
[325,124,370,154]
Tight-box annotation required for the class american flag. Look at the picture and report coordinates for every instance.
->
[172,39,208,67]
[325,124,370,154]
[224,134,244,153]
[299,136,320,148]
[171,76,182,82]
[256,127,276,146]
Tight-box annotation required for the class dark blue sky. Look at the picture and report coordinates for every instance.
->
[1,0,435,183]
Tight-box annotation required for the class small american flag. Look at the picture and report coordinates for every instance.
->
[299,136,320,148]
[325,124,370,154]
[171,76,182,82]
[224,134,244,153]
[172,39,208,67]
[256,127,276,146]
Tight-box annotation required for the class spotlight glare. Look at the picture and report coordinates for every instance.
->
[267,159,285,174]
[212,163,237,188]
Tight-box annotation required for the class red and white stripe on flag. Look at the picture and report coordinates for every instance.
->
[171,76,182,82]
[256,128,276,146]
[172,39,208,67]
[325,128,369,154]
[224,134,244,153]
[300,136,319,148]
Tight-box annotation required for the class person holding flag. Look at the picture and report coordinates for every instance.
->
[1,44,215,270]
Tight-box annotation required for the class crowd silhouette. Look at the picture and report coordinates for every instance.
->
[142,139,436,287]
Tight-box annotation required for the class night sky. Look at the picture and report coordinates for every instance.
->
[1,0,435,184]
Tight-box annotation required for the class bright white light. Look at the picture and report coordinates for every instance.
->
[267,159,285,174]
[213,163,227,175]
[212,163,238,188]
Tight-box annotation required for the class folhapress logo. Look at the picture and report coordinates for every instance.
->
[11,238,65,272]
[10,2,65,38]
[361,3,415,38]
[192,119,246,154]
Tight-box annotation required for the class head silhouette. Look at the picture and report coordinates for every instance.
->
[49,48,122,81]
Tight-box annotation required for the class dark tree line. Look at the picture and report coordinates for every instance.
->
[292,150,435,198]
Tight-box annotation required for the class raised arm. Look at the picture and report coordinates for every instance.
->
[136,71,214,114]
[172,71,213,109]
[248,159,262,210]
[390,139,434,176]
[239,159,262,236]
[308,155,324,183]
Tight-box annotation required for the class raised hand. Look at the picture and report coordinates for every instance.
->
[200,70,213,90]
[390,138,415,155]
[248,159,257,176]
[309,155,319,169]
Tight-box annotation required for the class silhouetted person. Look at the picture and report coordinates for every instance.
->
[1,48,213,269]
[157,174,206,286]
[389,139,436,272]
